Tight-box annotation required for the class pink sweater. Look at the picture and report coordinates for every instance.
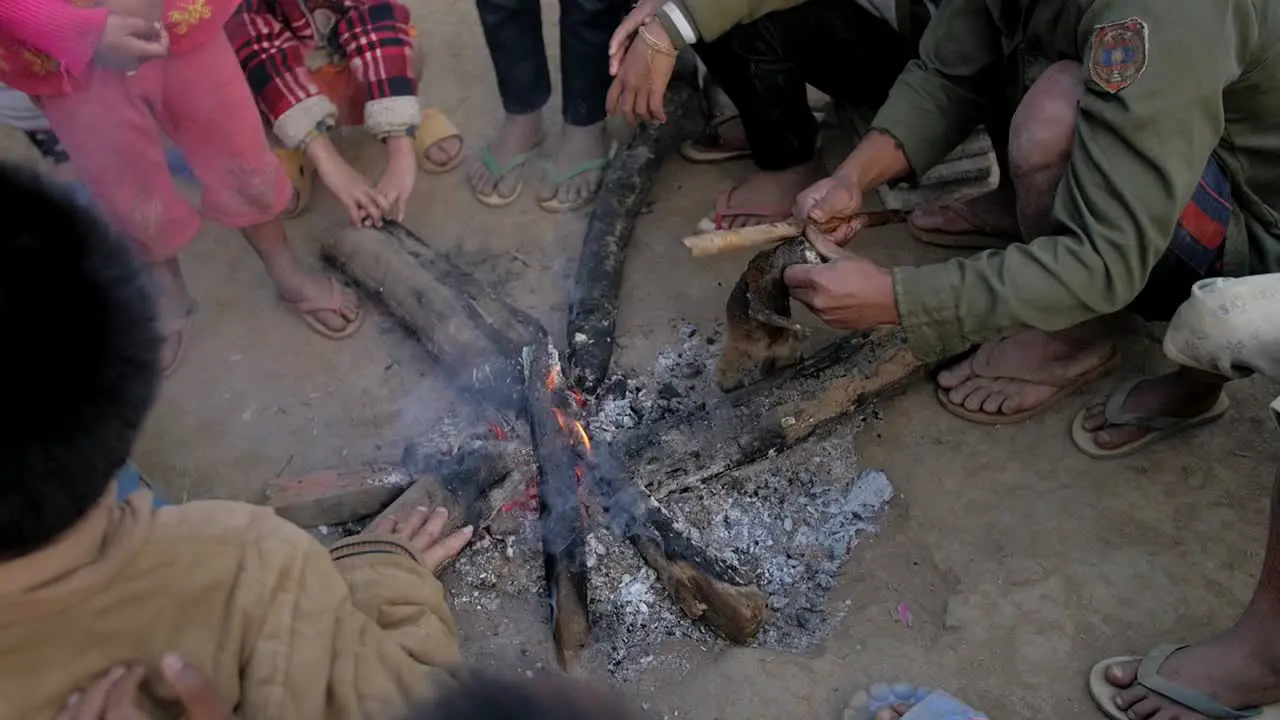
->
[0,0,108,79]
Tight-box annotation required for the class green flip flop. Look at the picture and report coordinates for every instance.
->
[473,144,540,208]
[537,142,617,213]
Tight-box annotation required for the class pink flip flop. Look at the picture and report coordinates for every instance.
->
[291,278,364,340]
[694,187,793,233]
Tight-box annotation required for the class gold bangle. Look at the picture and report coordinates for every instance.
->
[638,24,678,58]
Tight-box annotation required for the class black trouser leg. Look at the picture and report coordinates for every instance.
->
[559,0,628,126]
[693,0,913,171]
[476,0,552,115]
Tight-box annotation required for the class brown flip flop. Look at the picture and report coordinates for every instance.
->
[908,202,1018,250]
[936,350,1120,425]
[1070,378,1230,459]
[291,278,364,340]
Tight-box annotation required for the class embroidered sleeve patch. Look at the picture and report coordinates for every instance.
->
[1088,17,1148,94]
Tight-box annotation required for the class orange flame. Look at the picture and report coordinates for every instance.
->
[551,407,568,430]
[570,420,591,452]
[569,389,587,410]
[545,369,558,391]
[487,421,508,441]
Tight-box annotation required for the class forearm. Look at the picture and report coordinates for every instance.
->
[0,0,108,76]
[833,130,912,193]
[654,0,802,50]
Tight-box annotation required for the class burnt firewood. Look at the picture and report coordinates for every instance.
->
[613,329,926,499]
[321,221,546,410]
[566,76,703,395]
[522,340,591,670]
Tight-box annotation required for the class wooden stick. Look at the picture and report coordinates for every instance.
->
[566,78,703,395]
[681,210,907,258]
[523,340,591,670]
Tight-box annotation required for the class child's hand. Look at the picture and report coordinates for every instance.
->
[95,14,169,70]
[57,655,232,720]
[305,135,392,227]
[377,136,417,223]
[367,506,475,575]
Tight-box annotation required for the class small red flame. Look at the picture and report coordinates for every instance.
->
[488,421,508,441]
[569,389,587,410]
[500,474,540,515]
[545,369,558,392]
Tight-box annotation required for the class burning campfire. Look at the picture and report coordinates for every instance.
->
[521,340,766,669]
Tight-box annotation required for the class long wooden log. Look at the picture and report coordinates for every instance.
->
[566,77,704,395]
[611,329,925,499]
[522,340,591,671]
[321,221,546,410]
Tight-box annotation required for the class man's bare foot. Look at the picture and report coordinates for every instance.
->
[1078,368,1228,451]
[1105,630,1280,718]
[147,259,195,373]
[703,160,826,230]
[936,322,1116,418]
[467,110,544,202]
[241,220,360,335]
[909,184,1020,243]
[536,121,610,211]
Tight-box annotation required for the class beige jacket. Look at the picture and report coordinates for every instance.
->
[0,490,461,719]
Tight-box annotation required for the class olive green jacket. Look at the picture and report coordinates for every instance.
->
[655,0,934,50]
[876,0,1280,362]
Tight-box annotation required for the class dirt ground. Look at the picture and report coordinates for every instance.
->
[127,1,1280,718]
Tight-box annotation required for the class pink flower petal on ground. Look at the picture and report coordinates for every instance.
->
[896,602,913,628]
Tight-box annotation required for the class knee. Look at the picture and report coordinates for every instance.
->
[1008,60,1083,180]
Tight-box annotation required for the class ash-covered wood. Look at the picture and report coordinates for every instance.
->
[566,77,703,395]
[523,340,591,670]
[373,440,527,534]
[591,464,767,643]
[612,329,925,499]
[321,221,546,410]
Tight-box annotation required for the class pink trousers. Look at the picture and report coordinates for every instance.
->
[41,35,291,263]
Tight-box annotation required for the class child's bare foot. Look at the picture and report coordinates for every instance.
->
[536,121,611,212]
[147,259,194,375]
[468,110,543,206]
[240,220,361,337]
[423,135,463,169]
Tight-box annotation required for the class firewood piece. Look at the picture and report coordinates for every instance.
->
[522,340,591,670]
[376,440,527,532]
[613,329,925,500]
[321,220,546,410]
[567,79,703,395]
[716,237,826,392]
[592,469,767,643]
[267,465,415,528]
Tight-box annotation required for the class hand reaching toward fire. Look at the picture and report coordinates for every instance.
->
[367,506,474,574]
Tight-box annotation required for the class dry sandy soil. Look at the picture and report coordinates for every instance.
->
[120,1,1280,717]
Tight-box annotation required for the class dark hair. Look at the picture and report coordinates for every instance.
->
[406,671,640,720]
[0,163,160,559]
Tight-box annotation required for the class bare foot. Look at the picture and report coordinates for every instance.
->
[536,121,610,211]
[147,259,195,373]
[909,184,1020,239]
[707,160,826,230]
[936,322,1116,418]
[1079,368,1227,451]
[1105,630,1280,718]
[422,134,463,169]
[467,110,543,202]
[684,114,750,157]
[241,220,360,335]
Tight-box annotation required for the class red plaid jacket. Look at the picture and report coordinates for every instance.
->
[225,0,420,148]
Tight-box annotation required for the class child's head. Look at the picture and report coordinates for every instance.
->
[406,671,641,720]
[0,163,160,560]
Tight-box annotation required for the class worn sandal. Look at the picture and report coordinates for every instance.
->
[416,107,465,174]
[272,147,314,219]
[537,141,617,213]
[472,144,540,208]
[1089,646,1280,719]
[694,186,794,233]
[679,113,752,163]
[936,349,1120,425]
[908,201,1019,250]
[291,277,364,340]
[1070,377,1230,459]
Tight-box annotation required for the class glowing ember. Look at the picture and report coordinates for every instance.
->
[500,474,540,515]
[487,421,508,441]
[574,465,585,482]
[552,407,568,429]
[545,369,558,391]
[569,389,587,410]
[570,421,591,452]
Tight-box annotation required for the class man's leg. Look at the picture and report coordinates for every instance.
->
[936,61,1120,419]
[1102,420,1280,717]
[691,0,913,229]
